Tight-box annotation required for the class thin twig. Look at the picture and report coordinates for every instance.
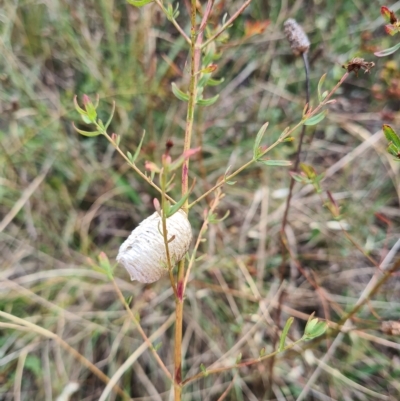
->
[189,72,349,209]
[111,278,173,382]
[154,0,191,44]
[280,52,311,250]
[201,0,253,49]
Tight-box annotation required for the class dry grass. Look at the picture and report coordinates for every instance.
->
[1,0,400,400]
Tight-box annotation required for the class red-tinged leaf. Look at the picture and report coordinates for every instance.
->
[244,20,270,38]
[183,147,201,159]
[381,6,392,23]
[153,198,161,215]
[385,24,398,36]
[144,161,161,173]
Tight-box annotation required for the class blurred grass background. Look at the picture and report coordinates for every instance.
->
[1,0,400,400]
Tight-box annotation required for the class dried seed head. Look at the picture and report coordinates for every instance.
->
[117,210,192,283]
[284,18,310,56]
[342,57,375,77]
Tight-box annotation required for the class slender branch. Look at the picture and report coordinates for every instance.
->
[189,72,350,209]
[182,338,305,386]
[183,189,224,291]
[174,3,215,399]
[154,0,191,44]
[201,0,253,49]
[216,373,238,401]
[160,169,179,299]
[98,125,175,203]
[280,52,311,240]
[174,1,201,398]
[111,278,173,382]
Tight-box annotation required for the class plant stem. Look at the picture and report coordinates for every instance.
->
[181,338,305,386]
[154,0,191,44]
[100,126,175,203]
[189,72,349,209]
[280,52,311,248]
[160,169,179,299]
[111,278,173,382]
[174,1,200,399]
[201,0,253,49]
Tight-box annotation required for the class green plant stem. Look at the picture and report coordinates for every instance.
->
[189,72,350,209]
[181,337,305,386]
[154,0,191,44]
[160,169,179,299]
[201,0,253,49]
[174,1,199,399]
[99,125,175,203]
[183,189,223,290]
[174,3,215,399]
[280,52,311,242]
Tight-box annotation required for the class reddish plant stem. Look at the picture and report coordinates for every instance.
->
[174,2,214,400]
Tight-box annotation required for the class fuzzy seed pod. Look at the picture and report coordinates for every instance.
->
[283,18,310,56]
[117,210,192,283]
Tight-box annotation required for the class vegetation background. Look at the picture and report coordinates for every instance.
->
[1,0,400,400]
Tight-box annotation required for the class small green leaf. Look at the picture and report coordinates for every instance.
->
[300,163,317,179]
[290,172,306,183]
[253,122,269,160]
[127,0,153,7]
[153,342,162,351]
[259,347,266,358]
[200,363,208,376]
[73,95,87,115]
[132,130,146,162]
[303,314,327,340]
[374,42,400,57]
[235,352,242,364]
[206,77,225,86]
[225,180,236,185]
[317,73,327,103]
[166,192,190,217]
[383,124,400,148]
[171,82,189,101]
[81,115,92,124]
[127,151,134,163]
[282,136,294,142]
[304,110,327,126]
[197,94,219,106]
[304,321,328,339]
[86,105,97,122]
[105,101,116,130]
[258,159,292,167]
[388,143,400,157]
[166,3,173,19]
[208,210,230,224]
[72,123,101,137]
[279,317,294,351]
